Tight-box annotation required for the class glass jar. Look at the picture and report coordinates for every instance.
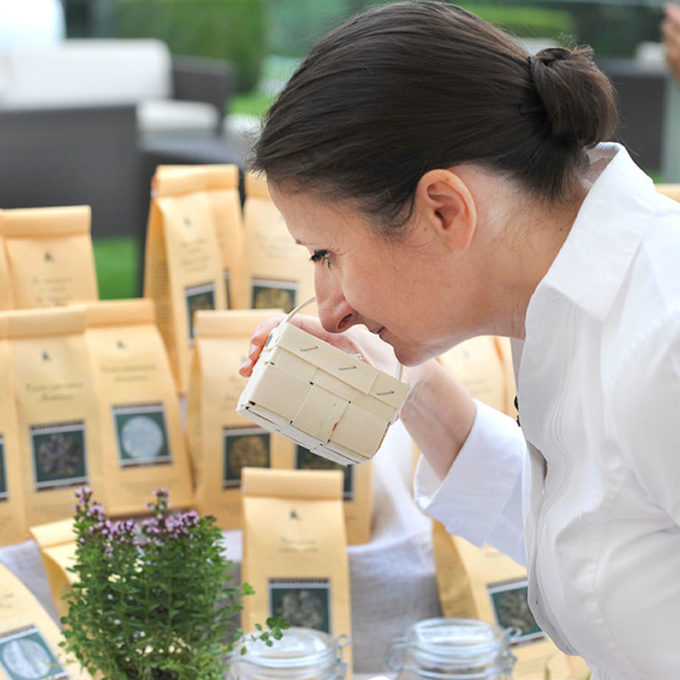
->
[385,618,516,679]
[226,627,349,680]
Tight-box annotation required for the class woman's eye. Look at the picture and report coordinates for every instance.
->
[309,250,331,266]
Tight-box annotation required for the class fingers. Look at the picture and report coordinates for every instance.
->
[237,312,356,377]
[238,312,391,377]
[238,314,286,377]
[289,315,398,375]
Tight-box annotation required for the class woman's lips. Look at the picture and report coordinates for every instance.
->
[367,325,387,340]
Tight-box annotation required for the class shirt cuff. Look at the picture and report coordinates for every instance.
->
[413,399,525,547]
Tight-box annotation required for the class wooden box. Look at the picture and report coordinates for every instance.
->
[237,319,410,465]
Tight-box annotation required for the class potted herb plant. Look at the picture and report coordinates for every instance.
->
[60,487,285,679]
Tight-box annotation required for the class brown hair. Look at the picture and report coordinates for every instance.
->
[253,1,617,227]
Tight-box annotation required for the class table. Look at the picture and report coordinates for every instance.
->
[0,421,443,677]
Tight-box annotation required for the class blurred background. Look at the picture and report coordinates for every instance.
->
[1,0,677,300]
[56,0,671,106]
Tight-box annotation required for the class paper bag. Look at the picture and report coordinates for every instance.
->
[84,299,194,515]
[187,309,289,530]
[8,306,102,528]
[143,167,226,393]
[0,563,92,679]
[1,206,97,309]
[656,183,680,202]
[438,336,515,416]
[28,518,77,622]
[192,165,248,309]
[0,212,14,311]
[241,467,353,675]
[243,173,314,313]
[411,335,517,478]
[156,165,248,309]
[291,447,373,546]
[0,314,25,545]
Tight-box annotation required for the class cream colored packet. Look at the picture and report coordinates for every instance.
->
[438,336,515,416]
[241,467,353,676]
[0,314,25,545]
[84,299,194,515]
[8,306,102,528]
[187,309,289,529]
[195,165,248,309]
[28,518,76,622]
[412,335,516,477]
[0,211,14,311]
[156,165,248,309]
[434,525,590,680]
[0,563,92,679]
[288,448,373,546]
[243,172,314,313]
[1,206,98,309]
[656,183,680,201]
[143,167,226,393]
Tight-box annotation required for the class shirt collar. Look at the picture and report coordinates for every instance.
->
[535,142,655,321]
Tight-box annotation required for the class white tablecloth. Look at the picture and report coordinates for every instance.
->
[0,421,442,676]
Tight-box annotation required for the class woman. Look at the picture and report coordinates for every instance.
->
[239,3,680,677]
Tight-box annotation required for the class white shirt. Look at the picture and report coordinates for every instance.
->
[414,143,680,680]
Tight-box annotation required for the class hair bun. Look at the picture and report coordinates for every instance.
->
[532,46,571,66]
[528,45,617,146]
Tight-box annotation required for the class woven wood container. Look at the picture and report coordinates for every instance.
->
[237,299,410,465]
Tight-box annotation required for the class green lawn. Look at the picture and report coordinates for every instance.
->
[93,236,141,300]
[229,90,275,118]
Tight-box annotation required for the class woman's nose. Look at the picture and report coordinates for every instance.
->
[315,274,357,334]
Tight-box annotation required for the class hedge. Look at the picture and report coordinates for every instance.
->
[462,4,575,43]
[115,0,267,92]
[269,1,575,58]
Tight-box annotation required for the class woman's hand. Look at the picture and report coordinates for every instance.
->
[663,3,680,85]
[239,313,286,377]
[238,313,400,378]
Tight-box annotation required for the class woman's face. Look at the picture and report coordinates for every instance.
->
[268,183,472,366]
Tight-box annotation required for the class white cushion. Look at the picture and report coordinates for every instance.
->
[0,0,65,49]
[0,38,172,107]
[0,53,8,100]
[635,41,667,69]
[137,98,218,134]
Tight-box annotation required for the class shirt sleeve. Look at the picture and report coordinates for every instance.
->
[614,313,680,525]
[413,399,528,565]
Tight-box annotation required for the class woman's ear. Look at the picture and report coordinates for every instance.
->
[414,169,477,251]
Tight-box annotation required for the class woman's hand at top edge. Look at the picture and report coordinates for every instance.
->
[663,3,680,85]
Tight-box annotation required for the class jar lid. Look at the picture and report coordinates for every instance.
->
[232,627,340,671]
